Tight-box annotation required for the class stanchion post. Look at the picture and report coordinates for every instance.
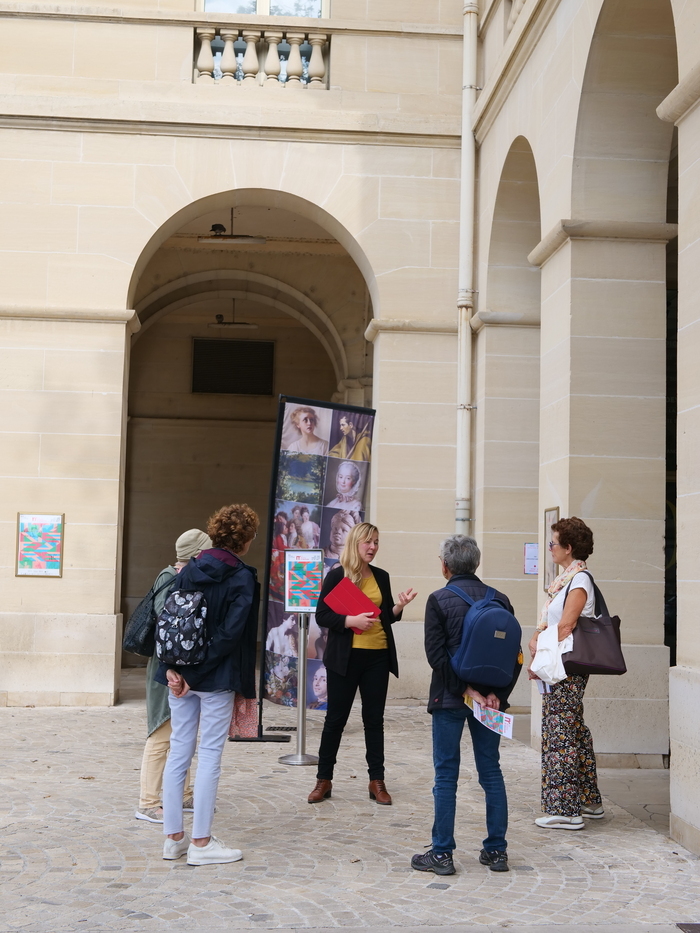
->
[279,613,318,765]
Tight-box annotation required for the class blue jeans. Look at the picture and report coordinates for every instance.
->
[431,706,508,854]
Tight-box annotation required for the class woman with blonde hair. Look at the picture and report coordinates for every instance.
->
[307,523,417,806]
[287,406,328,455]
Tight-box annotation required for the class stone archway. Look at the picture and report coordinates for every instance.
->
[473,136,542,710]
[120,193,374,627]
[527,0,678,760]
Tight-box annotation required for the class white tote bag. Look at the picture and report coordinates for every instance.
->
[530,625,573,686]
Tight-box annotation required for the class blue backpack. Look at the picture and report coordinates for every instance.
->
[447,584,522,688]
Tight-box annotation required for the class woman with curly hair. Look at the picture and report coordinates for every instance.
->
[528,516,604,830]
[157,503,260,865]
[286,406,328,455]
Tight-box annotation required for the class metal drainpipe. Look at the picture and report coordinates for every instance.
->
[455,2,479,533]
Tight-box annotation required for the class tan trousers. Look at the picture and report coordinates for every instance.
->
[139,719,192,809]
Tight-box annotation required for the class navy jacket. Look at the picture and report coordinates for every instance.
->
[155,548,259,695]
[315,565,401,678]
[424,573,521,713]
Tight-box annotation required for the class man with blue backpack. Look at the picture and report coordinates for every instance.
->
[411,535,522,876]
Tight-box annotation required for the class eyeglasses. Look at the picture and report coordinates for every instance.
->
[548,541,557,550]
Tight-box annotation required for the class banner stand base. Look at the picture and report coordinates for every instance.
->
[278,752,319,765]
[228,735,291,743]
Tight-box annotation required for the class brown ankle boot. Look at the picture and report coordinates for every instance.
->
[368,779,392,805]
[307,779,332,804]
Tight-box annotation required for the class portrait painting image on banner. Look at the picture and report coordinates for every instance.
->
[263,397,375,709]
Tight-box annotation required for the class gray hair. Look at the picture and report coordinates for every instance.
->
[439,535,481,576]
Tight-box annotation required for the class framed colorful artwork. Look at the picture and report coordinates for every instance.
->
[16,513,65,577]
[543,507,560,591]
[284,548,323,613]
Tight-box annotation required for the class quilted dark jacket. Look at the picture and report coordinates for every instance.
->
[154,548,259,695]
[424,573,521,713]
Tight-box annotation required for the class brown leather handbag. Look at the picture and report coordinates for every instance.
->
[561,571,627,676]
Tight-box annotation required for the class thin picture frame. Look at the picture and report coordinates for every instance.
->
[16,512,65,578]
[543,507,560,592]
[284,548,324,613]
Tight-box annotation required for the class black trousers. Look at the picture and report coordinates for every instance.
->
[316,648,390,781]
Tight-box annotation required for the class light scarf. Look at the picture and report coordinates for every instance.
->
[537,559,587,632]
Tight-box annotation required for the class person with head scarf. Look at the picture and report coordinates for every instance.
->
[135,528,212,824]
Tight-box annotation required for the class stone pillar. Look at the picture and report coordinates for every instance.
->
[667,102,700,856]
[471,319,540,709]
[529,221,676,762]
[0,308,138,707]
[365,321,458,699]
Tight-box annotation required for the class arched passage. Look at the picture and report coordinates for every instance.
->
[530,0,678,757]
[473,136,542,711]
[485,136,541,326]
[121,194,374,624]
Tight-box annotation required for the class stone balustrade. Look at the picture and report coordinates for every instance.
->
[507,0,526,32]
[194,25,329,88]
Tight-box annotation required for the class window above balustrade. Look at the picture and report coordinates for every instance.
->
[202,0,330,17]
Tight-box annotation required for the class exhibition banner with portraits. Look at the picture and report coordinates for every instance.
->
[263,396,376,710]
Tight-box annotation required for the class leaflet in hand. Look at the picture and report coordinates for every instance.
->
[324,576,380,634]
[464,696,514,739]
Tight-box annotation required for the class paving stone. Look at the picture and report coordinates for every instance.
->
[0,685,698,932]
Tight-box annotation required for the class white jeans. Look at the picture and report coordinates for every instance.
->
[162,689,234,838]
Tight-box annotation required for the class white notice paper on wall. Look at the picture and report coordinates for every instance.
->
[524,542,539,575]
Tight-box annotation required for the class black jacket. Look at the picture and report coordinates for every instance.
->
[424,573,521,713]
[155,548,259,695]
[315,565,401,677]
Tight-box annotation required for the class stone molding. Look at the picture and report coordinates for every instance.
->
[658,61,700,125]
[472,0,560,143]
[528,219,679,268]
[364,319,458,342]
[670,812,700,858]
[0,113,460,150]
[0,305,140,331]
[0,2,461,39]
[469,309,540,331]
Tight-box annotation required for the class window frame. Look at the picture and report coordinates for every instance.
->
[198,0,331,16]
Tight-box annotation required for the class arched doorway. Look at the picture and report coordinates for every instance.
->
[474,136,542,709]
[121,194,373,625]
[528,0,678,758]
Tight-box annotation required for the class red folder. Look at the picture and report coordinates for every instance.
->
[324,576,380,634]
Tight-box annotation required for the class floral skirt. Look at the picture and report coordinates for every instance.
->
[541,674,602,816]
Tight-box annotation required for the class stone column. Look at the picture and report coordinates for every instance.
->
[0,307,139,707]
[365,320,458,699]
[471,318,540,709]
[529,220,677,762]
[659,88,700,856]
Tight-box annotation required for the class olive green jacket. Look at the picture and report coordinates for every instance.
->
[146,566,176,737]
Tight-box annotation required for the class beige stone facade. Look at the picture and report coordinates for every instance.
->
[0,0,699,853]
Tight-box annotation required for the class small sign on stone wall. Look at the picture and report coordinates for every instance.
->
[16,513,64,577]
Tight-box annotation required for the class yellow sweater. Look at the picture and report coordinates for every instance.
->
[352,574,388,649]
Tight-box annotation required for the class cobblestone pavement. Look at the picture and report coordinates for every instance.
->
[0,677,698,933]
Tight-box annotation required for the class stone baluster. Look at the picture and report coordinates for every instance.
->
[241,30,261,84]
[219,28,239,84]
[195,27,216,83]
[264,31,283,88]
[306,33,327,89]
[285,32,305,89]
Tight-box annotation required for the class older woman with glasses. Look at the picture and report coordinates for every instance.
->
[528,516,604,830]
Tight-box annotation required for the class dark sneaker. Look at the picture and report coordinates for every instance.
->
[411,849,455,876]
[479,848,509,872]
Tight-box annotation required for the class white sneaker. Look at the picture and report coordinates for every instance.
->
[582,804,605,819]
[535,814,584,830]
[187,835,243,866]
[163,834,190,859]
